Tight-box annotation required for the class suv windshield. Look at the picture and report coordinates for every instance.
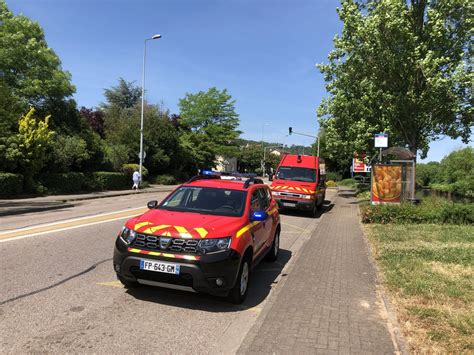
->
[158,186,247,217]
[276,166,317,182]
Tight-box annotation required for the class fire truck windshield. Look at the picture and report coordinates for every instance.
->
[276,166,316,182]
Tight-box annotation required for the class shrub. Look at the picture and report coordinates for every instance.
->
[326,171,342,181]
[37,172,85,194]
[326,180,337,188]
[361,198,473,225]
[338,178,357,188]
[88,172,129,190]
[121,163,148,178]
[0,173,23,196]
[357,190,371,201]
[440,204,474,224]
[155,174,177,185]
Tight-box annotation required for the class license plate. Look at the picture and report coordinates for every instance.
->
[282,202,297,207]
[139,259,180,275]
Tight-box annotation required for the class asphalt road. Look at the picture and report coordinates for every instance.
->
[0,189,336,353]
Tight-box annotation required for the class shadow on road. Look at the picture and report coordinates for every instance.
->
[126,248,292,312]
[278,199,334,218]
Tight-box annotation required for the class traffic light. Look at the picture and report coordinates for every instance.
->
[289,127,292,135]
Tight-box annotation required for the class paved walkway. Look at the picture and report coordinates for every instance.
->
[239,189,402,354]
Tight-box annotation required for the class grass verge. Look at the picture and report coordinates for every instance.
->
[365,223,473,352]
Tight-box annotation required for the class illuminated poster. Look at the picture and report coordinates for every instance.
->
[353,158,366,173]
[371,164,402,204]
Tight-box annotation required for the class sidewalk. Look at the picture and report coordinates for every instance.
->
[0,184,177,217]
[239,188,405,354]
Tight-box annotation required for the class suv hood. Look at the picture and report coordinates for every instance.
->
[125,209,245,239]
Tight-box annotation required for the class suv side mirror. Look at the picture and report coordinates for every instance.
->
[250,210,268,221]
[147,200,158,209]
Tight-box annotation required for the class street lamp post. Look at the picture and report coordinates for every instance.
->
[264,144,283,168]
[261,123,269,176]
[139,34,162,186]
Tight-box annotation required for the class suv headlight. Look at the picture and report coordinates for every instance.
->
[120,227,137,245]
[198,237,231,254]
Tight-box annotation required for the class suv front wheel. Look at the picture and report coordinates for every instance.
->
[228,257,250,304]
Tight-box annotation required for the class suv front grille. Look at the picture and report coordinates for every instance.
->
[133,233,199,254]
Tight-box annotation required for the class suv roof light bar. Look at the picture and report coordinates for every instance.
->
[186,174,221,184]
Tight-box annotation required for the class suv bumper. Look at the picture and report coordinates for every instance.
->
[113,239,241,296]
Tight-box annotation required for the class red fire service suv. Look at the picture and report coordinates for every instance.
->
[114,172,280,303]
[271,154,326,217]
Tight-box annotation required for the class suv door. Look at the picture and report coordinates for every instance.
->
[249,187,272,258]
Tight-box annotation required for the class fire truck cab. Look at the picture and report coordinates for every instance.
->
[271,154,326,217]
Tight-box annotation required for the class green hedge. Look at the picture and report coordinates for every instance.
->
[361,198,474,225]
[121,163,148,178]
[154,174,177,185]
[38,172,86,194]
[0,173,23,196]
[37,172,130,193]
[88,172,129,190]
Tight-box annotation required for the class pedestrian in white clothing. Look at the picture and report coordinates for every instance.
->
[132,170,140,190]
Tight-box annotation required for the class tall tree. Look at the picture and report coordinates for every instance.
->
[102,78,141,110]
[178,87,241,168]
[317,0,473,161]
[0,0,77,131]
[101,79,183,174]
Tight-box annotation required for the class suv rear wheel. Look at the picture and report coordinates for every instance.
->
[265,229,280,262]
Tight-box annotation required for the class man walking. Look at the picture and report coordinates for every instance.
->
[132,170,140,190]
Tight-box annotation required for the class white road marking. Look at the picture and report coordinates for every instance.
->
[0,207,147,243]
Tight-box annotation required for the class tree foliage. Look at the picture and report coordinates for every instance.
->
[16,108,55,188]
[80,107,105,138]
[416,161,441,186]
[318,0,473,164]
[102,78,141,110]
[0,0,77,131]
[101,79,184,175]
[417,147,474,196]
[178,87,241,168]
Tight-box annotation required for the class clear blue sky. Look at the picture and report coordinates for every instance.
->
[8,0,472,162]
